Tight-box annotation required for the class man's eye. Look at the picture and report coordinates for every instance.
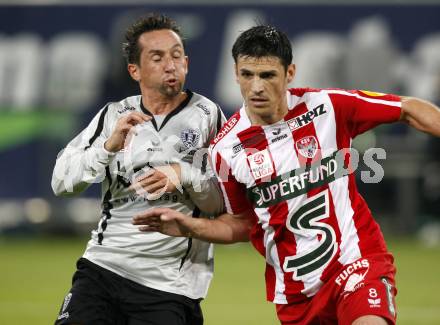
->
[173,52,182,59]
[152,55,161,61]
[261,73,276,79]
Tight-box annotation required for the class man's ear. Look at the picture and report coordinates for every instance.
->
[184,55,189,75]
[128,63,140,82]
[234,64,239,83]
[287,64,296,84]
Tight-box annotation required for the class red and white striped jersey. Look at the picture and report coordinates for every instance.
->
[209,88,402,304]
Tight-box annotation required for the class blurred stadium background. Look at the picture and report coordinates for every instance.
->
[0,0,439,324]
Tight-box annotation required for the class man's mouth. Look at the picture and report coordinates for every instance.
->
[250,97,268,106]
[165,78,178,86]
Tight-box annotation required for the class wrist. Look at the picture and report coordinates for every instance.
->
[186,217,205,240]
[104,139,118,153]
[93,143,116,166]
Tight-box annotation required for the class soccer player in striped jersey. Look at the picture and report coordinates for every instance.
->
[52,13,225,325]
[133,25,440,325]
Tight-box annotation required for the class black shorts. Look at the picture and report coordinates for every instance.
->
[54,258,203,325]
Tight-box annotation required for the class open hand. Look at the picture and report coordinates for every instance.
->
[132,207,193,237]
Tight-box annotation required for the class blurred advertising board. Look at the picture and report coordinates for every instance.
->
[0,4,439,204]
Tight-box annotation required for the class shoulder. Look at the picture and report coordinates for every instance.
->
[288,87,336,101]
[310,88,400,107]
[288,87,323,97]
[111,95,141,114]
[292,87,389,99]
[210,110,242,151]
[189,91,221,117]
[287,87,366,107]
[101,95,141,118]
[89,96,141,129]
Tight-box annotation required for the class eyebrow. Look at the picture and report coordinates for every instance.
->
[260,70,278,76]
[239,68,278,75]
[148,44,183,55]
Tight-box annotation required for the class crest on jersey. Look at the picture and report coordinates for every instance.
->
[180,129,200,148]
[247,149,274,180]
[296,136,318,158]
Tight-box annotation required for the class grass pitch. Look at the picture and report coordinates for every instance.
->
[0,236,439,324]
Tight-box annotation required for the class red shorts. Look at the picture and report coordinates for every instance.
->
[276,254,397,325]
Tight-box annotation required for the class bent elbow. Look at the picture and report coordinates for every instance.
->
[51,180,71,197]
[51,178,84,197]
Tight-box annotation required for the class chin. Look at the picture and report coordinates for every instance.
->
[161,85,182,97]
[249,105,271,115]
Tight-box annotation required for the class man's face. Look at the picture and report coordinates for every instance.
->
[235,55,295,118]
[129,29,188,98]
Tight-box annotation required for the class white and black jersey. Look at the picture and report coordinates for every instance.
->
[52,90,226,299]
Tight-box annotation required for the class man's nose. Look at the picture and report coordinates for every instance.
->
[164,56,176,72]
[251,78,264,94]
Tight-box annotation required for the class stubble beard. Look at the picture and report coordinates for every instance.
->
[159,81,183,98]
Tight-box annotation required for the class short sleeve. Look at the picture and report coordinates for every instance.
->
[209,149,252,215]
[328,89,402,137]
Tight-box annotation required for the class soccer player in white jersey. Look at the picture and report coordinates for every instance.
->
[52,13,225,325]
[133,25,440,325]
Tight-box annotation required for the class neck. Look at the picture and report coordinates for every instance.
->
[141,90,187,115]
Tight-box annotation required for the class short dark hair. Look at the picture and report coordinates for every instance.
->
[122,13,183,65]
[232,25,293,71]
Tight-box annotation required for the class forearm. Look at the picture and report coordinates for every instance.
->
[184,177,225,215]
[52,106,117,196]
[52,142,114,196]
[400,97,440,136]
[188,214,251,244]
[180,161,225,215]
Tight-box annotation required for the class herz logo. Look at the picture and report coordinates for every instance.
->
[287,103,327,131]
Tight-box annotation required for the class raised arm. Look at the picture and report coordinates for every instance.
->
[132,207,253,244]
[52,108,150,196]
[400,96,440,137]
